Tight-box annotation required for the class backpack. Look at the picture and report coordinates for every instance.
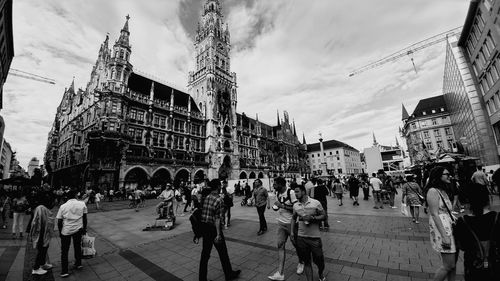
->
[189,208,203,244]
[461,212,500,279]
[277,188,295,205]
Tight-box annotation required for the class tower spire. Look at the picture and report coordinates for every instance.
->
[117,15,130,47]
[277,110,280,126]
[372,132,378,146]
[293,119,297,137]
[302,133,306,144]
[395,136,400,147]
[402,103,409,120]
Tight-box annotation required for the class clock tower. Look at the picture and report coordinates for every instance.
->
[188,0,239,180]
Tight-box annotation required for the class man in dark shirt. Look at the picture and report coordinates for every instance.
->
[347,174,360,206]
[199,179,241,281]
[253,179,270,235]
[313,179,330,229]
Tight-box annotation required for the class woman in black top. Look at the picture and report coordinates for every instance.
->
[454,183,500,281]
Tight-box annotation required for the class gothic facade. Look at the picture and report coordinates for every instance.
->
[44,1,306,190]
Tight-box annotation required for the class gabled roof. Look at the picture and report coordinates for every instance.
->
[410,95,447,118]
[307,139,358,152]
[127,72,200,112]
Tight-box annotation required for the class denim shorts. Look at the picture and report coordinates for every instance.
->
[277,223,297,247]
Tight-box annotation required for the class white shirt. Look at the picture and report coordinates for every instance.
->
[56,199,88,235]
[370,177,383,191]
[95,193,101,202]
[276,187,297,224]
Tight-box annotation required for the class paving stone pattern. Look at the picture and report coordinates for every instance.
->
[2,193,498,280]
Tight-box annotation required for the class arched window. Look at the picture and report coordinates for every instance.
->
[120,50,124,59]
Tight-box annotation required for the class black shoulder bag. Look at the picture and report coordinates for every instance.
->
[460,212,499,277]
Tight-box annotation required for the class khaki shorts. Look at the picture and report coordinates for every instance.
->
[277,223,297,248]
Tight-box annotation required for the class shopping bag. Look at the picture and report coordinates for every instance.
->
[401,203,409,217]
[81,235,96,258]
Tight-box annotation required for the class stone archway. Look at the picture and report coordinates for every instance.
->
[151,168,172,189]
[249,172,256,179]
[218,155,232,180]
[174,169,190,187]
[258,172,264,179]
[124,167,149,190]
[193,169,205,184]
[239,171,247,179]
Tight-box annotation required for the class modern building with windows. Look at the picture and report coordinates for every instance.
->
[451,0,500,166]
[443,34,498,166]
[0,137,11,179]
[44,1,306,190]
[306,139,362,176]
[401,96,457,165]
[0,0,13,110]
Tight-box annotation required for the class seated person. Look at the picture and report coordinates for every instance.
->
[156,184,174,219]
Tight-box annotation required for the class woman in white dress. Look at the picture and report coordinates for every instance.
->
[426,166,457,281]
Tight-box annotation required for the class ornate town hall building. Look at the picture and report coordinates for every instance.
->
[44,0,306,190]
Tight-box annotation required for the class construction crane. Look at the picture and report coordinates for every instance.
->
[348,26,462,77]
[8,68,56,84]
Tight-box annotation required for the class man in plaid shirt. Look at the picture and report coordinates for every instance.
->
[199,179,241,281]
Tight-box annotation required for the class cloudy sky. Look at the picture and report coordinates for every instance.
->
[3,0,470,168]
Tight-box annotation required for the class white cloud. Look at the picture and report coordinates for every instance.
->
[2,0,470,167]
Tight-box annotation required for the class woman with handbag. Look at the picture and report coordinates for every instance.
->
[426,166,457,281]
[402,174,423,223]
[454,183,500,280]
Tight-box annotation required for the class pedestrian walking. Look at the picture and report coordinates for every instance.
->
[30,192,55,275]
[291,184,326,281]
[108,189,114,202]
[333,178,343,206]
[454,184,500,280]
[11,192,29,239]
[183,183,193,212]
[174,187,184,216]
[134,188,143,212]
[385,175,397,208]
[426,166,457,281]
[401,175,423,223]
[347,174,360,206]
[0,191,9,229]
[361,178,370,200]
[471,165,489,189]
[313,179,329,229]
[268,177,303,280]
[199,179,241,281]
[253,179,270,235]
[304,178,315,197]
[95,191,102,210]
[56,189,87,278]
[370,173,383,209]
[221,183,233,228]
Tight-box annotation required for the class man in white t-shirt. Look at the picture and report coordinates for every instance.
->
[156,184,174,218]
[268,177,303,280]
[56,189,88,278]
[369,173,383,209]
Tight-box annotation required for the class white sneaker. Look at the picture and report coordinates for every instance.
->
[32,268,47,275]
[268,271,285,280]
[42,263,53,270]
[296,262,304,275]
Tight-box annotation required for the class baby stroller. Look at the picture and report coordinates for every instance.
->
[240,196,254,207]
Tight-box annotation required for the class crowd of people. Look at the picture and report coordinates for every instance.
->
[1,163,499,280]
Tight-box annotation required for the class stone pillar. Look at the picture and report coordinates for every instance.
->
[319,136,328,176]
